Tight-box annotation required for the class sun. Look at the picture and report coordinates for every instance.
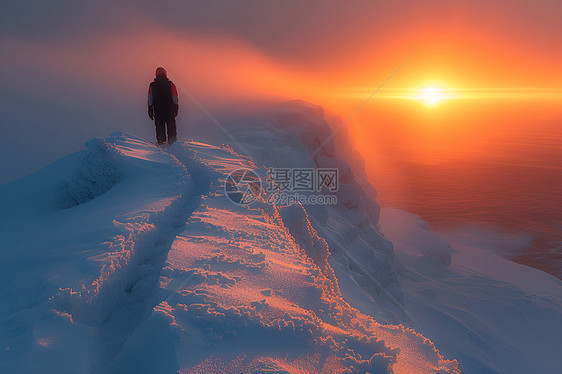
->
[417,87,446,105]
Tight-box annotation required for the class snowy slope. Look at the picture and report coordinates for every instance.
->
[379,208,562,374]
[0,131,459,373]
[0,134,197,372]
[1,101,561,374]
[182,100,562,373]
[185,101,405,322]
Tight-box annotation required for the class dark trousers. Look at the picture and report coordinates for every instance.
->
[154,114,177,144]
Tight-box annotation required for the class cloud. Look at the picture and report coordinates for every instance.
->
[3,0,561,68]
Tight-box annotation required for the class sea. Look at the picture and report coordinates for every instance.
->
[366,118,562,279]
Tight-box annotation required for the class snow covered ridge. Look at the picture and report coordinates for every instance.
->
[3,102,560,373]
[0,130,460,373]
[189,101,407,317]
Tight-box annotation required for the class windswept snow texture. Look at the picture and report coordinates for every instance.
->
[184,100,562,373]
[0,130,458,373]
[0,101,560,374]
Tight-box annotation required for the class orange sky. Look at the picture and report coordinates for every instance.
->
[1,0,561,182]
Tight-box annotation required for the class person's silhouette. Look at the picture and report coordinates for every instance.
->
[148,67,178,145]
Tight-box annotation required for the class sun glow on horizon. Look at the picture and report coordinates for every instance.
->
[417,86,447,105]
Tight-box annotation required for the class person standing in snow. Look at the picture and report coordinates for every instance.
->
[148,67,179,145]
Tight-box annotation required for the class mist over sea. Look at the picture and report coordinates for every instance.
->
[369,121,562,278]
